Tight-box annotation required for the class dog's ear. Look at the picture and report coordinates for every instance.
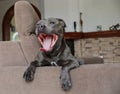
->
[57,18,66,28]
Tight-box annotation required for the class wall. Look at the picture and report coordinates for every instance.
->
[74,37,120,63]
[79,0,120,32]
[44,0,120,32]
[44,0,80,32]
[0,0,44,41]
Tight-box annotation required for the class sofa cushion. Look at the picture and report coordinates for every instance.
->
[0,63,120,94]
[0,41,27,66]
[81,56,104,64]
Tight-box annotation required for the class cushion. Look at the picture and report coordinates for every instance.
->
[14,1,40,63]
[0,41,27,66]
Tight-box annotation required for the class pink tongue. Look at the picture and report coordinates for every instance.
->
[43,36,52,51]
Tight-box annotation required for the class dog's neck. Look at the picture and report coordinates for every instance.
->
[43,38,66,58]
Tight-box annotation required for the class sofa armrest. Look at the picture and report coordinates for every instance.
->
[0,41,27,66]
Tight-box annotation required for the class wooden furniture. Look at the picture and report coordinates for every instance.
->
[64,30,120,39]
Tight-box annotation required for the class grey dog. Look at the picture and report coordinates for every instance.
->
[23,18,83,91]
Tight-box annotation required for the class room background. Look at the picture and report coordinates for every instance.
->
[0,0,120,41]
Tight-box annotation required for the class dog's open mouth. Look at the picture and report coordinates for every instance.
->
[38,33,58,52]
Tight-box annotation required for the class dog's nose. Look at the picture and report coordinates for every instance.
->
[40,25,46,30]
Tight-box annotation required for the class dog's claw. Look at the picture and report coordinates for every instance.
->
[60,73,72,91]
[62,79,72,91]
[23,68,35,82]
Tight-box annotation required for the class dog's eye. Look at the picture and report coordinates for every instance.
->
[36,23,39,27]
[50,21,55,25]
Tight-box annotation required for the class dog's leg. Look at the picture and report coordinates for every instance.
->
[23,60,40,82]
[60,60,80,91]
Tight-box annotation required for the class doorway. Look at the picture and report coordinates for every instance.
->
[2,4,41,41]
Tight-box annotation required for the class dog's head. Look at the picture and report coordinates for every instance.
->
[35,18,66,52]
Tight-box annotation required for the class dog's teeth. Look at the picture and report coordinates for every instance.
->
[38,37,44,46]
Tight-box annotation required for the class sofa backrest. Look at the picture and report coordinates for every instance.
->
[0,41,27,66]
[14,1,40,63]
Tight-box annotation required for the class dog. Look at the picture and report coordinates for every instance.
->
[23,18,84,91]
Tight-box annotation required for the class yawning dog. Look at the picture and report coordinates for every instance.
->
[23,18,83,91]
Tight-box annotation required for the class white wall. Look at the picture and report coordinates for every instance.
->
[79,0,120,32]
[44,0,80,32]
[44,0,120,32]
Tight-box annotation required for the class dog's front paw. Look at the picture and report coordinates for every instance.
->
[60,73,72,91]
[23,67,35,82]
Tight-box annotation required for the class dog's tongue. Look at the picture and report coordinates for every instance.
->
[38,34,58,52]
[40,36,52,52]
[43,36,52,51]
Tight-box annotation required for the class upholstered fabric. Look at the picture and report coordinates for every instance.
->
[0,64,120,94]
[0,41,27,66]
[81,56,104,64]
[15,1,40,63]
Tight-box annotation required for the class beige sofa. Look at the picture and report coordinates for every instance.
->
[0,1,120,94]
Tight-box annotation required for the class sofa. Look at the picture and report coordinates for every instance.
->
[0,1,120,94]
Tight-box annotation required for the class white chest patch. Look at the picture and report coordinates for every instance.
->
[50,61,58,66]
